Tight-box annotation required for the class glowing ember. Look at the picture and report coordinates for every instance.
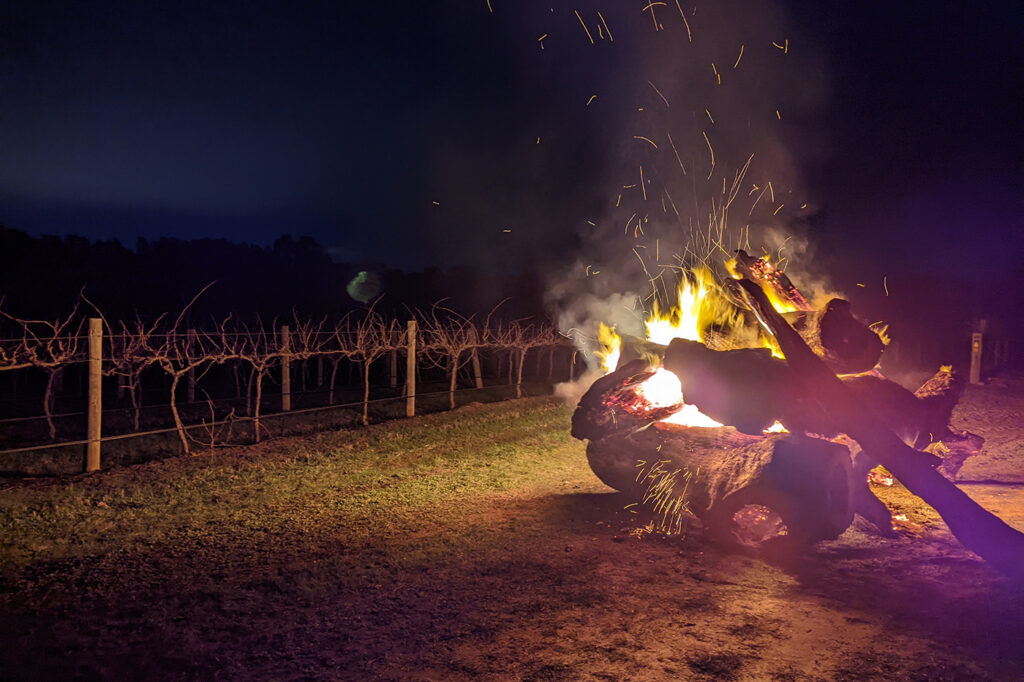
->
[731,504,788,547]
[868,467,894,486]
[725,252,807,313]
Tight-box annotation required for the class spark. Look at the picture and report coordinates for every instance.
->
[773,204,784,215]
[705,109,715,124]
[597,11,613,41]
[667,132,686,175]
[674,0,692,42]
[642,1,666,31]
[616,193,622,207]
[586,94,598,106]
[587,219,596,226]
[801,203,807,208]
[702,130,715,180]
[502,228,511,233]
[536,136,540,144]
[748,185,769,215]
[647,80,670,108]
[575,10,594,44]
[712,62,721,85]
[624,212,637,234]
[776,109,781,120]
[431,201,440,206]
[856,283,866,288]
[634,135,659,149]
[883,276,889,296]
[663,189,680,217]
[537,33,547,49]
[733,44,744,68]
[486,0,493,13]
[768,181,775,203]
[640,166,647,200]
[772,39,789,53]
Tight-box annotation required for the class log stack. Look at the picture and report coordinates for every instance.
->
[572,326,985,553]
[586,424,854,549]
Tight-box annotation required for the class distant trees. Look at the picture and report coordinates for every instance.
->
[0,225,547,323]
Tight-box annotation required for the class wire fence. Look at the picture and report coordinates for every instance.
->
[0,304,587,474]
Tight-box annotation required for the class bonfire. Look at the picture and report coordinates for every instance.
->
[568,250,1024,579]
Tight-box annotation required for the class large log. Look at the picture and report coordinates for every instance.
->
[727,251,886,373]
[736,278,1024,578]
[662,339,962,467]
[586,424,854,549]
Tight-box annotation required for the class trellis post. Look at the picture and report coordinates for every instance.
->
[405,320,416,417]
[86,318,102,472]
[280,325,291,411]
[471,348,483,389]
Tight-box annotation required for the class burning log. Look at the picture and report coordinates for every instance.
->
[727,250,886,373]
[571,359,681,442]
[729,249,810,311]
[736,278,1024,578]
[661,339,971,467]
[660,339,834,437]
[586,425,855,549]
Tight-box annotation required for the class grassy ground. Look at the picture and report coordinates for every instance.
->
[1,394,1023,680]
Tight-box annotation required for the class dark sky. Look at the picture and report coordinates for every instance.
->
[1,0,1020,289]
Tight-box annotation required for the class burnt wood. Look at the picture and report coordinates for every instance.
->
[586,424,854,548]
[737,277,1024,578]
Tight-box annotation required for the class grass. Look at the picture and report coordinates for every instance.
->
[0,397,591,571]
[2,394,1021,680]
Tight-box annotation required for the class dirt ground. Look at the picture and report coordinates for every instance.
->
[1,377,1023,680]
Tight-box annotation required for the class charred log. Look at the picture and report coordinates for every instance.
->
[780,298,886,374]
[570,359,681,441]
[730,249,810,311]
[661,339,832,436]
[736,277,1024,578]
[587,424,854,549]
[616,333,668,367]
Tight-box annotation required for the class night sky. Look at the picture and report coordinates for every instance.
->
[1,1,1020,298]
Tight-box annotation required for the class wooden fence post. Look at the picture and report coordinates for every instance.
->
[187,328,197,403]
[281,325,291,411]
[86,318,102,472]
[390,349,398,388]
[471,348,484,389]
[969,332,984,385]
[406,320,416,417]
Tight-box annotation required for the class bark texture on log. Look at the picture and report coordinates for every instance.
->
[736,278,1024,578]
[586,424,854,548]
